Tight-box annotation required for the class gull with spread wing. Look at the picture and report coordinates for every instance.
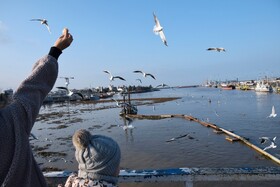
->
[156,83,169,88]
[133,70,156,80]
[259,136,277,151]
[207,47,226,52]
[103,70,126,81]
[30,18,51,34]
[56,87,84,100]
[153,12,168,46]
[136,79,142,84]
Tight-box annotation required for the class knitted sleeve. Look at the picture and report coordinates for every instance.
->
[12,55,58,133]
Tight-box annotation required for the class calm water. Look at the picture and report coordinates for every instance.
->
[32,87,280,175]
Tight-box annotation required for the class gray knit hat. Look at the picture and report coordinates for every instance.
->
[73,130,121,185]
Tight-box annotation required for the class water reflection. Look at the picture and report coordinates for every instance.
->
[121,116,134,143]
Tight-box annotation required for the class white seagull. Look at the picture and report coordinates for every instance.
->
[56,87,84,100]
[133,70,156,80]
[267,105,277,118]
[259,136,277,151]
[112,99,130,107]
[118,115,134,130]
[207,47,226,52]
[153,12,168,46]
[30,18,51,34]
[103,70,126,81]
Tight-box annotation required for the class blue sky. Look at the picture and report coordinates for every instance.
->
[0,0,280,91]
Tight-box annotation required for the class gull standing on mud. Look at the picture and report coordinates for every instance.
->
[153,12,168,46]
[207,47,226,52]
[103,70,126,81]
[133,70,156,80]
[30,18,51,34]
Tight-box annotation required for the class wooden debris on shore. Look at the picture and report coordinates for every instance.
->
[128,114,176,120]
[213,129,223,134]
[127,113,280,166]
[225,136,240,142]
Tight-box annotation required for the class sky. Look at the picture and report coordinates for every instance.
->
[0,0,280,91]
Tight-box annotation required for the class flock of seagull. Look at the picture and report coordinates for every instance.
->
[103,70,157,83]
[30,13,226,51]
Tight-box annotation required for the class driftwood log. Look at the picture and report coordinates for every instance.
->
[126,113,280,165]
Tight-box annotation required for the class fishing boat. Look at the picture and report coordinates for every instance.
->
[119,104,138,116]
[239,82,255,90]
[221,83,236,90]
[90,94,100,101]
[99,92,114,99]
[255,81,272,92]
[119,89,138,116]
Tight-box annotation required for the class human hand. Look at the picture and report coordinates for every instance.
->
[54,28,73,51]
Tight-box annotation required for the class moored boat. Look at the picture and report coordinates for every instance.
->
[221,83,236,90]
[255,81,272,92]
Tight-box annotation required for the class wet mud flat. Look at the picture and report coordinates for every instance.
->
[35,96,280,187]
[33,97,180,173]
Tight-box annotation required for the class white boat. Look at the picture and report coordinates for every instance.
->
[255,81,272,92]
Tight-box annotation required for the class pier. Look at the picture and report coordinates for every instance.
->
[45,167,280,187]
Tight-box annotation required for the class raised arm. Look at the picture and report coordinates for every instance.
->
[12,28,73,133]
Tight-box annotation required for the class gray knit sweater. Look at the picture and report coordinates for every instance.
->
[0,55,58,186]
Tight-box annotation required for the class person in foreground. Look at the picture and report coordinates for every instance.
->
[59,129,121,187]
[0,28,73,186]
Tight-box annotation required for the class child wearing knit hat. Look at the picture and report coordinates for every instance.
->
[59,129,121,187]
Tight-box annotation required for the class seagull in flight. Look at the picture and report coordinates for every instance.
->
[133,70,156,80]
[103,70,126,81]
[267,105,277,118]
[207,47,226,52]
[136,79,142,84]
[56,87,84,100]
[259,136,277,151]
[153,12,168,46]
[30,18,51,34]
[156,83,169,88]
